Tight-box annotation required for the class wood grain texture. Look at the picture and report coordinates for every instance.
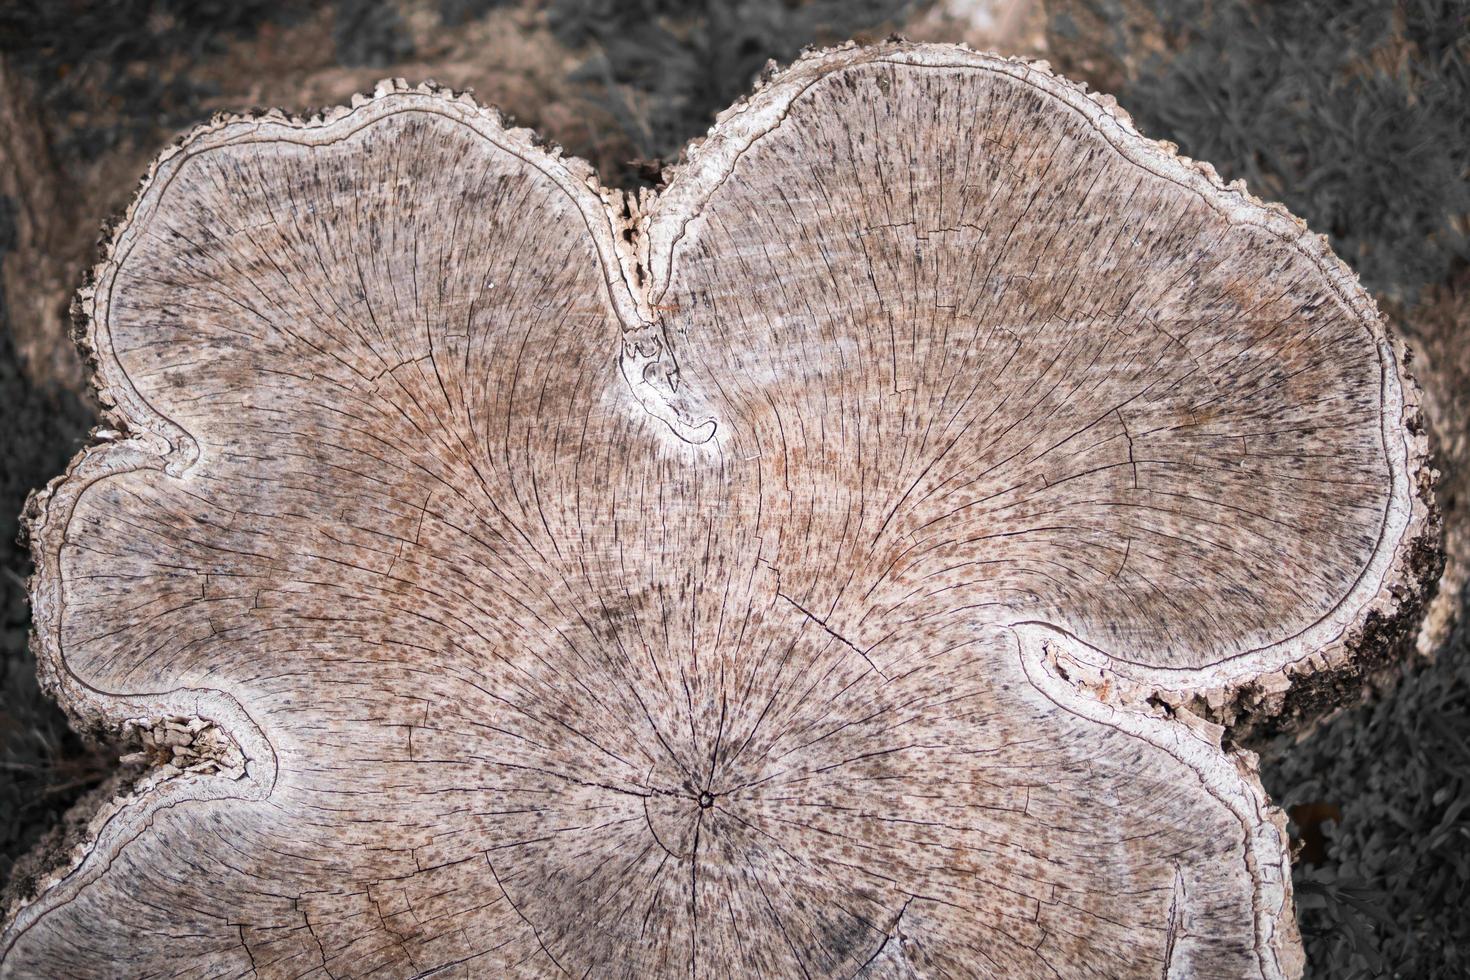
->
[2,42,1436,979]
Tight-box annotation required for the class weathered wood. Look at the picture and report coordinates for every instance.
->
[2,42,1436,978]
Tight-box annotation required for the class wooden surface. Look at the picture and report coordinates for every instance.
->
[1,42,1436,978]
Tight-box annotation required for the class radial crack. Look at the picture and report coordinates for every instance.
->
[777,590,890,680]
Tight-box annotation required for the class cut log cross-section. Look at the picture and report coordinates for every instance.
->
[2,42,1437,979]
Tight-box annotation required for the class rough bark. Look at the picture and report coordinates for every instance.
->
[1,42,1436,979]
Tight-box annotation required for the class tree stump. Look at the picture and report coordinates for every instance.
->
[1,42,1437,978]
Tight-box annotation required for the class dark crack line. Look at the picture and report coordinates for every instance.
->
[487,855,571,977]
[1163,862,1186,978]
[777,591,889,680]
[690,809,704,979]
[851,895,915,978]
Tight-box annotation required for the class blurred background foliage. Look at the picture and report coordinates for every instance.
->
[0,1,1465,975]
